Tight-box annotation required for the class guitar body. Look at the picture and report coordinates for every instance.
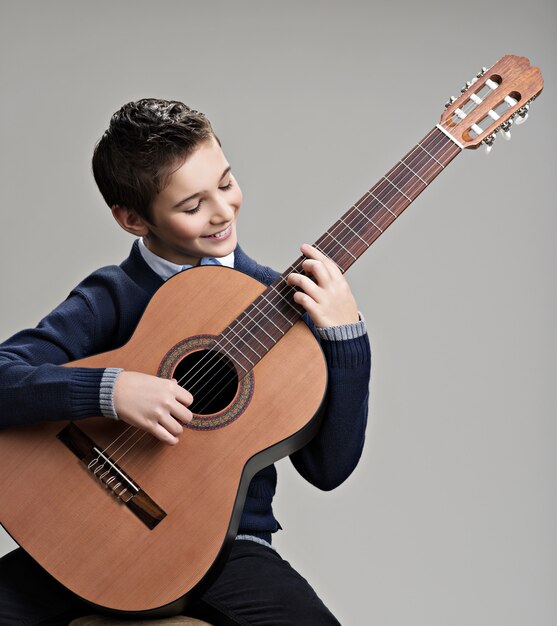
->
[0,266,328,615]
[0,53,544,618]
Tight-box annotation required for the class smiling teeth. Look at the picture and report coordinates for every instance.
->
[209,227,229,238]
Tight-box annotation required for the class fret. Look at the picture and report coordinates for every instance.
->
[406,141,445,181]
[218,127,462,373]
[423,128,460,163]
[399,159,428,186]
[365,192,397,218]
[239,310,276,343]
[313,243,346,273]
[269,279,301,315]
[339,216,369,247]
[225,325,259,363]
[323,230,357,261]
[382,175,412,201]
[259,292,295,327]
[253,300,292,337]
[287,260,305,276]
[215,340,249,374]
[351,202,384,233]
[243,304,284,334]
[232,316,269,351]
[368,216,383,233]
[417,141,444,168]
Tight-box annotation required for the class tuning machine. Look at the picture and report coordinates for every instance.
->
[483,133,497,155]
[500,120,513,140]
[460,81,473,94]
[514,104,529,125]
[460,68,487,95]
[446,68,488,107]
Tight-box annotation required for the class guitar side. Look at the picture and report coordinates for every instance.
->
[0,266,328,614]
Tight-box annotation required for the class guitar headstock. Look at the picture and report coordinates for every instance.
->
[439,55,543,152]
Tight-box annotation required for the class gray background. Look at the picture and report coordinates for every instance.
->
[1,1,555,624]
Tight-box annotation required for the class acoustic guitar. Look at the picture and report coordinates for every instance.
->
[0,55,544,617]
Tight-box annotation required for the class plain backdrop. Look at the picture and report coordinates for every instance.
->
[1,1,556,624]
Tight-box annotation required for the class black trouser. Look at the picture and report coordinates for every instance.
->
[0,542,341,625]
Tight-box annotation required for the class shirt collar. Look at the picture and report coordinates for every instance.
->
[138,237,234,281]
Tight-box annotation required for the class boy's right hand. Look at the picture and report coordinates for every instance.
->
[113,371,194,445]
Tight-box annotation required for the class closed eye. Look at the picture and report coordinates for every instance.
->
[184,181,234,214]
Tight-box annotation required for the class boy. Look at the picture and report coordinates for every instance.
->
[0,99,371,625]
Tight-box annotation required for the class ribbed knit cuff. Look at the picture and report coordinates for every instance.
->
[315,312,367,342]
[235,535,276,550]
[319,332,371,369]
[99,368,124,420]
[69,367,108,419]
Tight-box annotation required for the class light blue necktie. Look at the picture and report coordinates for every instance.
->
[199,257,222,266]
[181,257,221,272]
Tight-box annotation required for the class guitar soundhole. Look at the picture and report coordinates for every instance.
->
[173,349,239,416]
[158,335,254,429]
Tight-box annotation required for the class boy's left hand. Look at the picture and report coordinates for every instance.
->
[286,243,360,328]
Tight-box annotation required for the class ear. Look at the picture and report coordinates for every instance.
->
[111,205,150,237]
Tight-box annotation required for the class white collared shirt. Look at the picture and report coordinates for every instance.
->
[138,237,234,281]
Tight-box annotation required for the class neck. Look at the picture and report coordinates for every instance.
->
[218,126,462,374]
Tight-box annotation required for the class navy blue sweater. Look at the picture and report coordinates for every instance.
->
[0,242,371,542]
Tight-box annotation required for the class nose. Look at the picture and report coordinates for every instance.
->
[210,196,235,223]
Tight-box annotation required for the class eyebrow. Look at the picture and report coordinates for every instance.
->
[172,166,232,209]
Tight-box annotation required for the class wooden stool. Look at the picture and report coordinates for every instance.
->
[70,616,213,626]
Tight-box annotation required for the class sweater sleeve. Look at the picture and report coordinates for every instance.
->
[289,316,371,491]
[0,289,109,428]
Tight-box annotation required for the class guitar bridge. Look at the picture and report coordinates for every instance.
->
[87,446,138,503]
[57,422,166,529]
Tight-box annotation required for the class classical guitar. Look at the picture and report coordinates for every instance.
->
[0,55,544,617]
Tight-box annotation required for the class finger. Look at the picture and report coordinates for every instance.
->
[301,258,331,286]
[171,400,194,424]
[287,272,322,301]
[158,412,184,437]
[152,422,179,445]
[173,380,194,406]
[300,243,342,277]
[292,290,320,320]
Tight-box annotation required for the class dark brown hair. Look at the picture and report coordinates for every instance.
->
[92,98,217,223]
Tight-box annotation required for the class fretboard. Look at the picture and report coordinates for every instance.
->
[217,126,461,374]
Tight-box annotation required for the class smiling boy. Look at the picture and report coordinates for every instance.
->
[0,99,371,625]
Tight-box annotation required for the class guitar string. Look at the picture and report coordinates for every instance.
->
[103,124,465,466]
[137,126,453,423]
[102,126,462,467]
[178,121,464,398]
[119,101,475,432]
[188,122,463,389]
[188,125,460,415]
[100,101,477,464]
[149,124,461,422]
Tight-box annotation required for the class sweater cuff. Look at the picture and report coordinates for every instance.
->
[319,332,371,369]
[69,367,109,419]
[99,368,123,420]
[315,312,367,342]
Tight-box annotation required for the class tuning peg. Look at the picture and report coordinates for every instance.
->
[483,133,496,154]
[460,81,472,93]
[444,96,457,109]
[500,120,513,140]
[515,104,529,125]
[476,67,488,78]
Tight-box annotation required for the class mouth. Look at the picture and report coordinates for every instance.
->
[201,224,232,240]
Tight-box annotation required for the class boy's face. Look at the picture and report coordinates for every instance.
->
[142,136,242,265]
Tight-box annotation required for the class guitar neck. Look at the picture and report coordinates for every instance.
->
[297,126,461,273]
[220,126,462,374]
